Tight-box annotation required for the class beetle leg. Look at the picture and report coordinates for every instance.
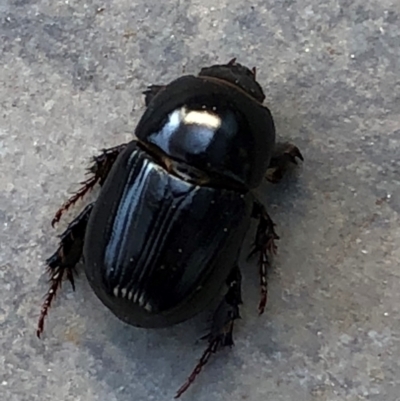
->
[266,142,304,183]
[142,85,166,107]
[175,266,242,398]
[51,144,126,227]
[250,202,280,314]
[37,203,93,338]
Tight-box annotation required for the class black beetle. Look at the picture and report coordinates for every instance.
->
[37,59,303,397]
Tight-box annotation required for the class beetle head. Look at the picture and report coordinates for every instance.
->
[198,59,266,103]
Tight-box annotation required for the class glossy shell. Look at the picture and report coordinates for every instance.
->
[83,142,253,327]
[135,75,275,189]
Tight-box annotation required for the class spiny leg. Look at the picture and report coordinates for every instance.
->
[143,85,166,107]
[266,142,303,183]
[250,202,279,315]
[258,142,302,309]
[175,266,242,398]
[37,203,93,338]
[51,144,127,227]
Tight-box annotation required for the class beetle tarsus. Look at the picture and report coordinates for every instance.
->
[266,142,304,183]
[175,266,242,398]
[37,204,93,338]
[250,202,279,315]
[51,144,126,227]
[175,337,220,398]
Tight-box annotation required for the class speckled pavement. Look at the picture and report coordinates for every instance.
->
[1,1,399,400]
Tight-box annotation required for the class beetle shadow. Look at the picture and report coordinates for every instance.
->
[76,275,242,400]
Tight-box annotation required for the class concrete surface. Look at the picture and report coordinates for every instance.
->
[1,0,399,400]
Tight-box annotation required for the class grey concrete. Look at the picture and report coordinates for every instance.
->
[1,0,399,400]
